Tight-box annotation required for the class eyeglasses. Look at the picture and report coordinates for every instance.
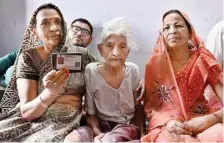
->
[71,25,91,36]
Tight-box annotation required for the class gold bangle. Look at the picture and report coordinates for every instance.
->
[39,96,49,108]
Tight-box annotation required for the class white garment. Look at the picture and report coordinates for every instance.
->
[206,21,224,68]
[85,62,140,124]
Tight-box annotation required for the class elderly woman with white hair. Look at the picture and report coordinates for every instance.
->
[64,17,145,142]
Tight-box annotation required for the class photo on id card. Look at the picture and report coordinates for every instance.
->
[51,53,82,72]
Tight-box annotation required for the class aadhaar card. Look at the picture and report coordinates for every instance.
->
[51,53,82,72]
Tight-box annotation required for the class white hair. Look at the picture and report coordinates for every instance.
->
[99,16,137,51]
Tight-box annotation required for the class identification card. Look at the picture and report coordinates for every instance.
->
[51,53,82,72]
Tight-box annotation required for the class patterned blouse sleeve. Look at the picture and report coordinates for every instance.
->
[16,52,39,81]
[201,49,222,86]
[207,63,222,86]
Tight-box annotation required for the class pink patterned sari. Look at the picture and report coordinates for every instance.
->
[142,12,223,142]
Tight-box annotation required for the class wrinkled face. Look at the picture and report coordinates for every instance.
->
[163,13,190,49]
[98,34,129,68]
[34,8,62,48]
[68,21,92,47]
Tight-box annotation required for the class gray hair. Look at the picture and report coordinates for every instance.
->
[99,17,137,50]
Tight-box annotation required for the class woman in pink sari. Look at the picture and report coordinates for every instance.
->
[142,10,223,142]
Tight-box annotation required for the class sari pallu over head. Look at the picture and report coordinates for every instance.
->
[0,3,67,116]
[144,10,222,131]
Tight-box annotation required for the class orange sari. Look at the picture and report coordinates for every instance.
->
[142,13,223,142]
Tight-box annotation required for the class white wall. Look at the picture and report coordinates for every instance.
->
[1,0,223,77]
[0,0,26,57]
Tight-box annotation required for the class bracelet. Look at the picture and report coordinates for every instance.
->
[39,96,49,108]
[212,113,222,123]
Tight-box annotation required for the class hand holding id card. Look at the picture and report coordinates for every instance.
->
[52,53,82,72]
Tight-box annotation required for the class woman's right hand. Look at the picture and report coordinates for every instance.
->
[43,68,69,96]
[165,119,192,135]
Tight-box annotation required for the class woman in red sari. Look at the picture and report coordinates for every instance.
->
[142,10,223,142]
